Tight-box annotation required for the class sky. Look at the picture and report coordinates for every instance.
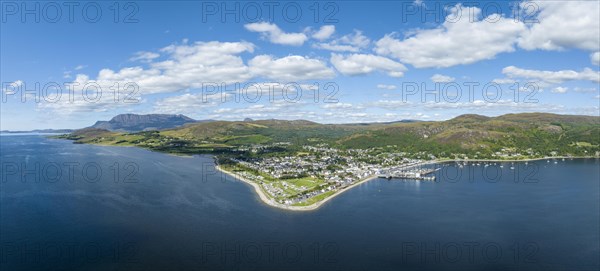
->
[1,0,599,130]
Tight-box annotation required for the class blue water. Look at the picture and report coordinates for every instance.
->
[1,135,599,270]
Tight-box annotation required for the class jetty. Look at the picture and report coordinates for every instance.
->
[378,162,439,181]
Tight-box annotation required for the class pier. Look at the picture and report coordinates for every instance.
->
[378,163,439,181]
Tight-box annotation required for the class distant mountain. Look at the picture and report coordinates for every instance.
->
[1,129,75,134]
[89,114,205,132]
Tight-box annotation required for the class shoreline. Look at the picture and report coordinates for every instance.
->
[53,137,598,211]
[215,156,598,211]
[436,156,597,163]
[216,165,378,212]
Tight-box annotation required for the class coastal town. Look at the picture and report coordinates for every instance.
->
[218,144,442,207]
[216,142,599,208]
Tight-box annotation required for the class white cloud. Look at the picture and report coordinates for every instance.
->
[492,78,517,84]
[244,22,308,46]
[374,4,525,68]
[592,52,600,66]
[153,82,325,116]
[330,53,407,77]
[249,55,335,81]
[92,41,255,94]
[552,87,568,93]
[74,65,87,70]
[313,30,370,52]
[420,100,566,113]
[312,25,335,41]
[35,41,259,115]
[153,93,225,114]
[573,87,599,93]
[314,43,362,53]
[2,80,23,95]
[517,1,600,52]
[36,40,344,115]
[206,100,310,121]
[377,84,397,90]
[35,74,145,115]
[371,100,412,110]
[502,66,600,84]
[322,103,354,109]
[430,74,455,83]
[130,51,160,62]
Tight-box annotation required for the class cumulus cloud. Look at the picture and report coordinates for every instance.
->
[313,30,370,52]
[492,78,517,84]
[153,82,325,116]
[312,25,335,41]
[249,55,335,81]
[502,66,600,84]
[375,4,525,68]
[153,93,225,114]
[552,87,568,93]
[330,53,407,77]
[35,74,145,115]
[2,80,23,95]
[517,1,600,52]
[321,103,354,109]
[93,41,256,94]
[592,52,600,66]
[244,22,308,46]
[36,40,344,115]
[130,51,160,62]
[430,74,455,83]
[421,100,565,113]
[371,100,412,109]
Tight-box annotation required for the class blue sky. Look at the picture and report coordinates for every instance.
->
[1,0,599,130]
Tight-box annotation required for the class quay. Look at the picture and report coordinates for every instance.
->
[378,167,439,181]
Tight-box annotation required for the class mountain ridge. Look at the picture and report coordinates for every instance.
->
[60,112,600,159]
[89,113,207,132]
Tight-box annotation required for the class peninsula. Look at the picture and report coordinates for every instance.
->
[54,113,600,210]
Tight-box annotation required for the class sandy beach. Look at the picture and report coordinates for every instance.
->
[216,165,378,211]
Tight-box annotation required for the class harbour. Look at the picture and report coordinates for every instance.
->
[378,162,440,181]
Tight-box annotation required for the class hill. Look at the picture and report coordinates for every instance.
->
[59,113,600,159]
[89,114,205,132]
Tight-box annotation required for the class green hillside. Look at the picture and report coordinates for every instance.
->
[56,113,600,159]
